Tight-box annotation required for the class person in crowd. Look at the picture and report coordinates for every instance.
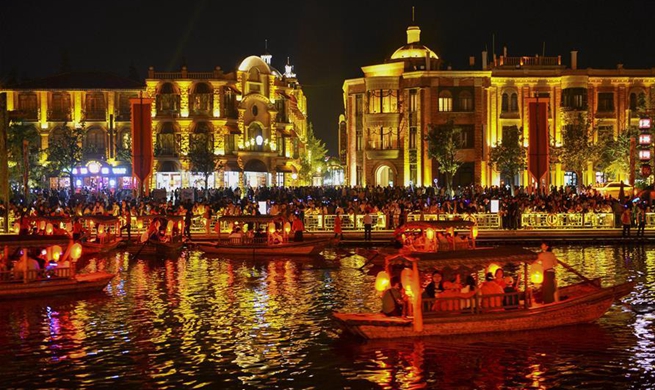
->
[291,214,304,242]
[538,240,559,304]
[636,204,646,237]
[423,270,445,298]
[621,206,632,237]
[494,268,507,289]
[381,276,405,317]
[480,272,505,308]
[363,211,373,241]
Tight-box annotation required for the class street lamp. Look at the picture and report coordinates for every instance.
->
[639,117,652,178]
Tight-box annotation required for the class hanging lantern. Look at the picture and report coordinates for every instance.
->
[136,220,144,229]
[178,221,183,230]
[45,223,54,235]
[374,271,390,292]
[284,222,291,235]
[401,268,415,299]
[530,262,544,284]
[98,224,105,234]
[472,225,479,239]
[39,220,46,231]
[487,263,500,276]
[52,245,62,261]
[70,243,83,260]
[166,220,174,234]
[425,228,435,240]
[268,222,276,234]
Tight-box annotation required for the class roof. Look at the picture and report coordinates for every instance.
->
[390,43,439,61]
[238,56,271,75]
[386,247,539,269]
[8,71,145,90]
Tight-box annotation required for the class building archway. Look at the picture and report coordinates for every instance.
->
[375,164,396,187]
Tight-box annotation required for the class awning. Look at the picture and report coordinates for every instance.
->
[157,160,180,172]
[224,160,241,171]
[275,165,296,173]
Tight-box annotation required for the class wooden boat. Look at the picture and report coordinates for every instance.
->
[333,247,634,340]
[0,235,115,300]
[126,215,185,259]
[391,220,482,259]
[80,215,124,254]
[196,215,330,257]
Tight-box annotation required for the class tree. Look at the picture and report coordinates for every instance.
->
[426,120,462,196]
[299,123,327,184]
[46,123,84,190]
[187,136,220,191]
[596,126,639,182]
[7,121,43,197]
[488,125,526,195]
[553,113,598,191]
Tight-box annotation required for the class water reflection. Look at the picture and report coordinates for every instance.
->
[0,245,653,388]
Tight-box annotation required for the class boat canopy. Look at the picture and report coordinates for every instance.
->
[387,247,538,270]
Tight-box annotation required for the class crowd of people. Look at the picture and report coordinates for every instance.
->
[5,183,650,236]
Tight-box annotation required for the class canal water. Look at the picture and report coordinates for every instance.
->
[0,244,653,389]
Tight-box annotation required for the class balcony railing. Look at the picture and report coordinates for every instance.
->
[83,110,106,121]
[47,109,72,122]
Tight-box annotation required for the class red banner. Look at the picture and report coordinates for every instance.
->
[528,102,549,184]
[130,98,153,187]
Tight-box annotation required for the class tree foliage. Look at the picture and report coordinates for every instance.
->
[299,123,327,184]
[488,125,526,189]
[426,120,462,195]
[7,121,43,191]
[596,126,639,181]
[552,113,597,189]
[187,135,220,190]
[46,123,85,189]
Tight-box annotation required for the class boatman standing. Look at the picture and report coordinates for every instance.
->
[538,240,558,304]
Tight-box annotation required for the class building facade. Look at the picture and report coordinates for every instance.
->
[1,53,309,192]
[341,24,655,189]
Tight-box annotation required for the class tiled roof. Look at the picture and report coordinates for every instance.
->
[8,71,145,90]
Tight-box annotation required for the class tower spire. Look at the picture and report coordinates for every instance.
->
[412,6,415,23]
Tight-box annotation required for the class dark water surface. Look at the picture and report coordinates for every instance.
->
[0,244,654,389]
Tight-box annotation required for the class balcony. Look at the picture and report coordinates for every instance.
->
[83,110,106,121]
[17,110,38,122]
[48,109,72,122]
[364,112,400,128]
[365,149,400,160]
[115,110,131,122]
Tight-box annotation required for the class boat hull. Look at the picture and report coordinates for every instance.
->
[197,239,329,257]
[0,273,115,300]
[82,239,123,254]
[126,241,184,259]
[334,282,630,340]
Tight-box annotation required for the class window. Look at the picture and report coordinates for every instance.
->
[85,93,106,120]
[510,93,518,112]
[157,123,177,156]
[356,128,363,151]
[275,99,288,122]
[247,123,264,151]
[438,91,453,112]
[409,127,417,149]
[458,91,473,112]
[630,93,637,111]
[192,122,213,149]
[597,92,614,112]
[564,171,578,186]
[409,89,419,112]
[49,92,71,120]
[18,93,38,121]
[597,125,613,143]
[368,90,398,113]
[117,93,137,121]
[223,88,237,118]
[457,125,474,149]
[380,127,396,149]
[158,82,180,115]
[118,129,131,150]
[84,127,106,157]
[561,88,587,110]
[501,93,509,112]
[225,134,236,154]
[190,83,212,115]
[356,166,362,186]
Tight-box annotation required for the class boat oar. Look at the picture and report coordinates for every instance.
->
[358,251,380,270]
[557,258,600,287]
[130,241,148,261]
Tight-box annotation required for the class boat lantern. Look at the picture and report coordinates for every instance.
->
[284,222,291,235]
[487,263,500,276]
[45,223,54,235]
[401,268,415,299]
[89,220,95,229]
[136,219,144,230]
[178,221,183,231]
[374,271,390,292]
[52,245,63,262]
[268,222,276,234]
[98,224,105,235]
[166,220,174,234]
[426,228,435,240]
[530,262,544,284]
[38,220,46,231]
[472,225,479,239]
[70,243,83,261]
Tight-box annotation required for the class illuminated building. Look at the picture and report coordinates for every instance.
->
[146,53,308,191]
[2,71,143,190]
[342,23,655,188]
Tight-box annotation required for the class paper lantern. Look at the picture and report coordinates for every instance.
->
[70,243,83,260]
[268,222,276,234]
[530,262,544,284]
[375,271,390,292]
[136,220,144,229]
[284,222,291,234]
[52,245,62,261]
[98,224,105,234]
[401,268,415,298]
[487,263,500,276]
[178,221,183,230]
[45,223,54,235]
[166,220,174,233]
[472,226,479,239]
[39,220,46,231]
[426,228,435,240]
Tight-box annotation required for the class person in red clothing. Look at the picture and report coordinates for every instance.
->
[291,214,304,242]
[333,212,343,240]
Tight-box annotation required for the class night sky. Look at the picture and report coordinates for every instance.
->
[1,0,654,155]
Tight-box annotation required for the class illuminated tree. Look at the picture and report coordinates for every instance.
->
[46,123,84,190]
[299,123,327,184]
[552,113,598,191]
[426,120,462,196]
[596,126,639,181]
[488,125,526,195]
[187,136,220,191]
[7,120,43,195]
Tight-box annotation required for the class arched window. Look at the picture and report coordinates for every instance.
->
[118,128,131,150]
[156,122,177,156]
[190,83,213,116]
[49,127,65,147]
[438,90,452,112]
[630,93,638,111]
[501,93,509,112]
[84,127,106,157]
[247,123,264,151]
[510,93,518,112]
[249,68,261,82]
[458,91,473,111]
[157,82,180,115]
[191,121,213,149]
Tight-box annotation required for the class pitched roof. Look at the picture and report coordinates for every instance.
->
[8,71,145,90]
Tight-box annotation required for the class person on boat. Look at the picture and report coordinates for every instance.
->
[13,255,41,280]
[291,214,304,242]
[480,272,505,308]
[269,230,283,245]
[413,233,426,252]
[494,268,507,289]
[423,270,445,298]
[120,204,132,242]
[18,213,30,235]
[381,276,405,317]
[539,240,559,304]
[333,212,343,240]
[72,218,85,241]
[229,227,244,243]
[184,208,193,240]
